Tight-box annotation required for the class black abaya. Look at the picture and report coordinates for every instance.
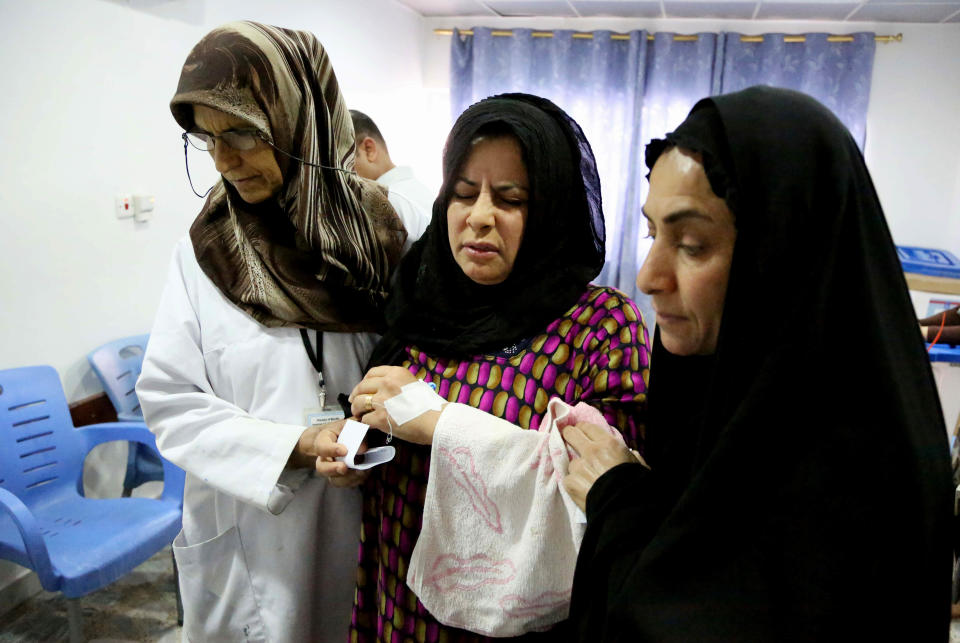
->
[568,86,953,642]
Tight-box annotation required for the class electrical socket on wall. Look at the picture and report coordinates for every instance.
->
[115,194,133,219]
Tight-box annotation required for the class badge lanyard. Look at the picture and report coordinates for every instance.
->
[299,328,326,409]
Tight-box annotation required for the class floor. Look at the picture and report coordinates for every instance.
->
[0,546,181,643]
[3,550,960,642]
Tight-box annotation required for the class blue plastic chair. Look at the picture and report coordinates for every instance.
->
[0,365,184,642]
[87,334,164,495]
[87,335,185,624]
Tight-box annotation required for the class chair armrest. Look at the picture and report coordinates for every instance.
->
[0,488,58,591]
[75,422,185,506]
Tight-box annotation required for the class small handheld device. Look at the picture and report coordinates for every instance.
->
[335,420,396,470]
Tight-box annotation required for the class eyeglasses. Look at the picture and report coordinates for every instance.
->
[180,129,359,199]
[183,129,267,152]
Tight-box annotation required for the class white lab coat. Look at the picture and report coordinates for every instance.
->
[137,237,374,642]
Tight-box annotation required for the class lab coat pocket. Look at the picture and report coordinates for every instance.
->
[174,526,268,643]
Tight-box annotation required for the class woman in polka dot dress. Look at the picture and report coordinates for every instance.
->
[346,93,651,642]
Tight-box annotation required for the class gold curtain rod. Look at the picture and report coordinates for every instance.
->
[434,29,903,44]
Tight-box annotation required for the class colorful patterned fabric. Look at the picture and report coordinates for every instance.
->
[350,285,650,642]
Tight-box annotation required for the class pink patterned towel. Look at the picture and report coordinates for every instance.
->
[407,399,624,637]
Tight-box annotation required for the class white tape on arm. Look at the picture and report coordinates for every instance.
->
[384,380,445,426]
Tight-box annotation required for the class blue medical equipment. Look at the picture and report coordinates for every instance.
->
[897,246,960,279]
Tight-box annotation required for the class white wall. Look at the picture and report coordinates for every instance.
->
[0,0,430,402]
[421,16,960,260]
[862,24,960,255]
[0,0,429,607]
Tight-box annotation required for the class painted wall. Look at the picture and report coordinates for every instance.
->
[0,0,429,606]
[0,0,432,401]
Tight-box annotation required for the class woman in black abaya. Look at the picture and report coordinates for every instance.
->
[562,86,953,641]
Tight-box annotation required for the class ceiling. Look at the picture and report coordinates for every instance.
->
[397,0,960,23]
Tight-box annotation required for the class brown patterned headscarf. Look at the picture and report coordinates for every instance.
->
[170,21,405,332]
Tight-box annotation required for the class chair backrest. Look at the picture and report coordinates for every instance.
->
[0,366,83,504]
[87,334,149,419]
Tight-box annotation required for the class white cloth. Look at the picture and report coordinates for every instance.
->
[407,399,621,637]
[137,237,374,643]
[377,166,433,248]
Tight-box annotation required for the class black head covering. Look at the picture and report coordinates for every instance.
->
[571,86,953,641]
[369,93,605,364]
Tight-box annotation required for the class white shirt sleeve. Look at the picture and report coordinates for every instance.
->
[387,190,431,252]
[136,240,308,515]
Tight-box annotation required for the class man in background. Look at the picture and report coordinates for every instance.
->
[351,109,432,243]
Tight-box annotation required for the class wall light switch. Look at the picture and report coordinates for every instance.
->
[115,194,134,219]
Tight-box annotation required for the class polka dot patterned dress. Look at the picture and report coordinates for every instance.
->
[349,285,650,643]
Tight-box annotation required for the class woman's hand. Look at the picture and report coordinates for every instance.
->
[349,366,441,445]
[290,419,371,488]
[561,422,648,512]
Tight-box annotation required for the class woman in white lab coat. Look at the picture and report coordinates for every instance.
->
[137,22,417,642]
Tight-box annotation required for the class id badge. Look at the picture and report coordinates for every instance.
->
[305,407,346,426]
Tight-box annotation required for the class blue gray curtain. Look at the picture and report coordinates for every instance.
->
[450,29,875,326]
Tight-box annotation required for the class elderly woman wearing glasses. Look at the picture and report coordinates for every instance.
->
[135,21,429,643]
